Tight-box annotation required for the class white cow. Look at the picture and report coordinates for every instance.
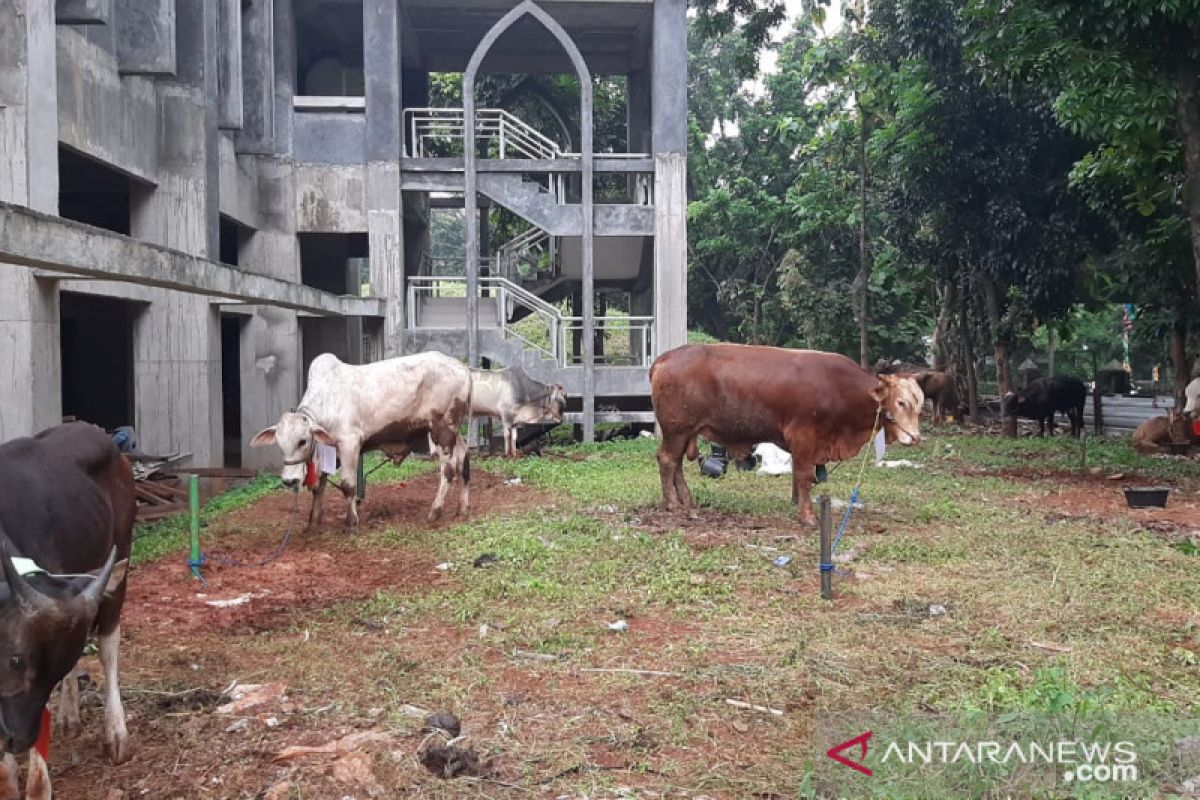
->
[251,352,472,530]
[1185,377,1200,414]
[470,367,566,457]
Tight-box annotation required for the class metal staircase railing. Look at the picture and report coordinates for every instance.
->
[406,274,653,368]
[496,226,555,282]
[406,108,562,161]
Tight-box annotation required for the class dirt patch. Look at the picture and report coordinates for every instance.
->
[125,470,551,638]
[1015,478,1200,537]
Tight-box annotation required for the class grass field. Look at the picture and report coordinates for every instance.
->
[55,429,1200,799]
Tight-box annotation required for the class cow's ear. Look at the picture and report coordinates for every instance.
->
[250,426,277,447]
[869,379,889,404]
[313,427,337,447]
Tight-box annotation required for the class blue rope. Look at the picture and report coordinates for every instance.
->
[823,486,861,579]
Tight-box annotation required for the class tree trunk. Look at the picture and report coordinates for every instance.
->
[856,91,871,369]
[932,279,954,372]
[1047,326,1056,378]
[962,317,980,421]
[981,276,1016,437]
[1178,60,1200,304]
[1170,321,1189,409]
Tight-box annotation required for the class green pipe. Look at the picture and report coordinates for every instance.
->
[188,474,202,580]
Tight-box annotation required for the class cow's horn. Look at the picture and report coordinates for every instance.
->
[79,547,118,608]
[0,536,56,617]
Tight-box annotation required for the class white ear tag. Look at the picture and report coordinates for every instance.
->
[316,442,338,475]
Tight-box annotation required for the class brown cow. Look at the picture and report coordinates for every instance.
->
[913,371,958,423]
[651,344,924,526]
[1131,409,1191,454]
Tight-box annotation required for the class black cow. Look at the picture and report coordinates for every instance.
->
[1004,377,1087,437]
[0,423,134,798]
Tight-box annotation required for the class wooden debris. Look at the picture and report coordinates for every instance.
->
[1029,641,1072,653]
[579,667,682,677]
[724,699,784,716]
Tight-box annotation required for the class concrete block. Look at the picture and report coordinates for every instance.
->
[55,0,112,25]
[293,113,366,165]
[115,0,176,75]
[294,164,367,232]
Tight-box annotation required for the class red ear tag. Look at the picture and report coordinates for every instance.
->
[304,459,319,488]
[34,707,50,761]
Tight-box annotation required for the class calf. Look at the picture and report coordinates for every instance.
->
[0,423,133,799]
[252,352,472,530]
[471,368,566,457]
[1004,376,1087,437]
[651,344,923,526]
[1131,410,1191,454]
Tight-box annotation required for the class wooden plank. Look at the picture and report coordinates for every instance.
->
[159,467,258,478]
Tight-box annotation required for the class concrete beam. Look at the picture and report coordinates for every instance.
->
[217,0,244,129]
[115,0,176,75]
[55,0,112,25]
[0,204,384,317]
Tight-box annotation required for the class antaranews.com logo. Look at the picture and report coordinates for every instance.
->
[827,730,1140,785]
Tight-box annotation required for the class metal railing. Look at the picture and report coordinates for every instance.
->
[406,274,652,367]
[560,316,655,367]
[497,227,555,282]
[406,108,562,160]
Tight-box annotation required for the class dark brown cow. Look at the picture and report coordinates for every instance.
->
[911,371,958,422]
[651,344,924,525]
[0,423,133,798]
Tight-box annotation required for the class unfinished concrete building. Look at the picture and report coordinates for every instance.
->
[0,0,686,466]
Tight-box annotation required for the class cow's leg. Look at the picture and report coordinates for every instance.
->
[428,438,454,523]
[0,753,18,800]
[656,434,691,510]
[56,669,82,736]
[24,751,49,800]
[306,474,327,531]
[99,625,130,765]
[337,441,363,531]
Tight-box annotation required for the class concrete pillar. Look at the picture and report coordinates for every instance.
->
[126,0,224,465]
[217,0,243,130]
[235,0,274,153]
[239,156,303,467]
[272,0,295,155]
[628,69,651,154]
[365,0,404,356]
[0,0,63,441]
[651,0,687,357]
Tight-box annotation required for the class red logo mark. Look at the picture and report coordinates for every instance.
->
[826,731,873,776]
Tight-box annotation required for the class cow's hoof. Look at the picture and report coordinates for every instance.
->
[427,509,443,524]
[106,733,133,766]
[799,515,818,529]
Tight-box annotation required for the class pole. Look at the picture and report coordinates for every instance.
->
[819,495,833,600]
[188,474,201,581]
[357,457,366,501]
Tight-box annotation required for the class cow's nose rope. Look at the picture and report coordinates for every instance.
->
[189,493,301,586]
[820,405,883,578]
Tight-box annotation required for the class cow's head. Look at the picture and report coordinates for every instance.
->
[543,385,567,423]
[0,540,124,755]
[1002,390,1023,416]
[250,412,336,490]
[873,374,923,445]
